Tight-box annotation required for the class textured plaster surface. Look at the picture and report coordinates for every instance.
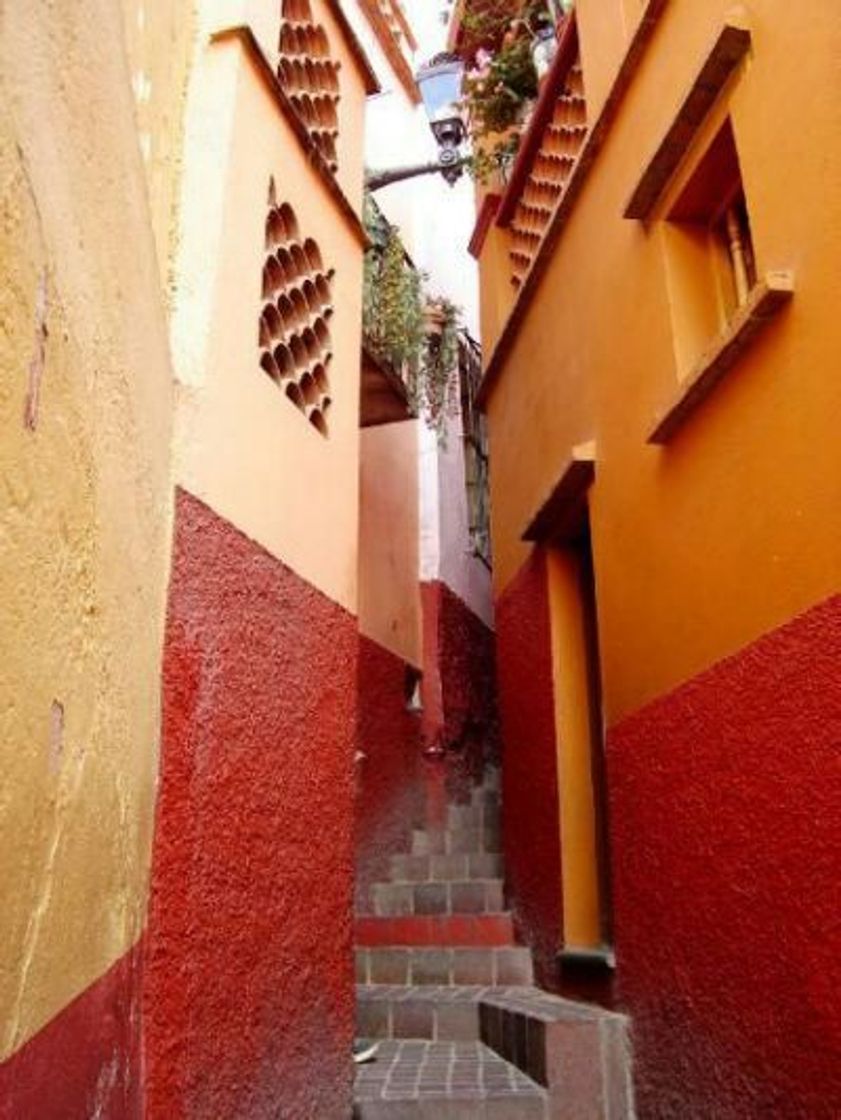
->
[355,634,424,911]
[483,0,841,722]
[427,580,498,768]
[495,552,563,988]
[0,0,173,1070]
[143,490,358,1120]
[0,944,143,1120]
[169,23,363,612]
[609,595,841,1118]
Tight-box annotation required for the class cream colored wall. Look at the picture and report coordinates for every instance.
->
[485,0,841,721]
[359,421,423,665]
[170,23,367,612]
[121,0,197,297]
[0,1,174,1059]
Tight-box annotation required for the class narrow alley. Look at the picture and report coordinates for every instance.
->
[1,1,839,1118]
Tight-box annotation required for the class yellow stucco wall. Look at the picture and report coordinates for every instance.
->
[359,420,423,667]
[483,0,841,722]
[170,23,368,612]
[546,550,601,949]
[121,0,197,298]
[0,2,175,1059]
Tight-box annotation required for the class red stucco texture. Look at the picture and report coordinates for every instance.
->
[609,594,841,1119]
[435,580,499,766]
[0,942,143,1120]
[495,551,562,988]
[143,488,358,1120]
[355,633,423,911]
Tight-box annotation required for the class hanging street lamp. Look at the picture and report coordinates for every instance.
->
[366,53,467,192]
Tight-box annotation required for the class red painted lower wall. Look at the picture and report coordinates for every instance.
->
[0,942,143,1120]
[355,584,498,909]
[609,594,841,1119]
[143,489,358,1120]
[422,580,498,781]
[355,634,423,911]
[494,551,562,988]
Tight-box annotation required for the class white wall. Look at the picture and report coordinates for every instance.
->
[352,0,491,627]
[346,0,479,335]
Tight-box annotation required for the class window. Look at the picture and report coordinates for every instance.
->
[457,333,492,567]
[660,119,758,377]
[648,116,793,443]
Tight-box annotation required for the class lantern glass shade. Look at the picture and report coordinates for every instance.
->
[416,55,465,125]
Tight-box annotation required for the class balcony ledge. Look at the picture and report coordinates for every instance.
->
[648,272,794,445]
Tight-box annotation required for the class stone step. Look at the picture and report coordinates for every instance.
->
[411,825,501,857]
[355,986,635,1117]
[357,984,484,1042]
[446,799,501,834]
[390,852,503,884]
[355,946,534,987]
[371,879,504,917]
[355,913,515,948]
[353,1039,547,1119]
[357,984,533,1043]
[479,988,635,1117]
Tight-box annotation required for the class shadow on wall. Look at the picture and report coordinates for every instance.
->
[494,551,564,990]
[354,635,425,911]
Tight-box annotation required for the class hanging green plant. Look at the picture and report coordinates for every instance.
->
[420,299,461,437]
[363,196,426,381]
[362,194,462,436]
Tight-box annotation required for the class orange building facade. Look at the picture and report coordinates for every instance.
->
[464,0,841,1115]
[1,1,502,1114]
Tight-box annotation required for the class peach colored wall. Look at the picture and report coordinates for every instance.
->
[358,421,423,666]
[170,19,369,611]
[248,0,369,208]
[483,0,841,721]
[0,1,174,1059]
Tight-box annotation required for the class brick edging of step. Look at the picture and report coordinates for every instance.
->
[355,913,514,947]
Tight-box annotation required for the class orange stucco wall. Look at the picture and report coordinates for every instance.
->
[358,420,423,667]
[482,0,841,722]
[0,0,176,1060]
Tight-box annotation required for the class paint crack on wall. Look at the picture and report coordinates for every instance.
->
[23,267,48,431]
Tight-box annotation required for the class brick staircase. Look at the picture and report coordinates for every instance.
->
[353,769,634,1118]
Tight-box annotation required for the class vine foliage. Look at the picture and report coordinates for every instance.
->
[362,194,461,434]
